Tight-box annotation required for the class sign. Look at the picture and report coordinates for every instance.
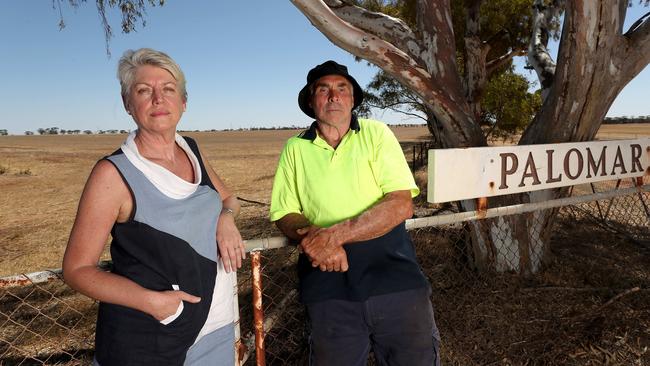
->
[427,138,650,203]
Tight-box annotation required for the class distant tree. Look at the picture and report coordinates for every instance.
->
[480,70,542,139]
[25,131,34,136]
[83,130,93,135]
[46,127,60,135]
[603,115,650,124]
[0,129,8,136]
[60,129,67,135]
[37,128,46,135]
[119,129,129,134]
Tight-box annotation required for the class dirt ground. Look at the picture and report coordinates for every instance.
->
[410,217,650,365]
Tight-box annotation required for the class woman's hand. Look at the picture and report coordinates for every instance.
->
[217,211,246,273]
[145,289,201,321]
[198,151,245,274]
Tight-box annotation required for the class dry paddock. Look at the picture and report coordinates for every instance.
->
[1,124,649,365]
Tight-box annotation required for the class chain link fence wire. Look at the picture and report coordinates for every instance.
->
[0,271,96,365]
[1,180,649,365]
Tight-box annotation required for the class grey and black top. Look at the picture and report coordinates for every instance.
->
[94,137,222,366]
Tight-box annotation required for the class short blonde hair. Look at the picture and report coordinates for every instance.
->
[117,48,187,105]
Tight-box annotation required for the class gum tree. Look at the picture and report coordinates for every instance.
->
[357,0,545,143]
[290,0,650,274]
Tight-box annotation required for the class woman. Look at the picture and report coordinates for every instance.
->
[62,48,245,366]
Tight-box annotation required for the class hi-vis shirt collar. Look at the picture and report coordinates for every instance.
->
[299,114,361,141]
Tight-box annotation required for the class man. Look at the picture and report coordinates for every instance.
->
[270,60,440,366]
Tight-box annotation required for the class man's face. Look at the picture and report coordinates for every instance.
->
[310,75,354,126]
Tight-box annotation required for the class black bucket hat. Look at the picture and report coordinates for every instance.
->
[298,60,364,118]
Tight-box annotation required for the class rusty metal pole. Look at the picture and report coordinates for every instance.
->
[251,251,266,366]
[476,197,488,218]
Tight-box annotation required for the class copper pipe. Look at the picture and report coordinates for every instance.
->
[251,251,266,366]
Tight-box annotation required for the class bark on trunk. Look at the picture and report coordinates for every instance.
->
[463,0,488,120]
[461,189,564,275]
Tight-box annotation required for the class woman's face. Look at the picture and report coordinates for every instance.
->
[126,65,186,133]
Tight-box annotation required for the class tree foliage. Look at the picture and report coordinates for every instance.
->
[361,67,542,140]
[53,0,164,56]
[480,70,541,139]
[355,0,550,141]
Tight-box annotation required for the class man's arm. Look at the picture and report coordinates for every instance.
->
[299,190,413,267]
[275,213,311,241]
[275,213,350,272]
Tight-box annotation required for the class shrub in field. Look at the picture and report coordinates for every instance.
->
[0,165,7,175]
[16,168,32,176]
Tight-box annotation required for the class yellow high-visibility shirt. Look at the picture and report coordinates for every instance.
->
[270,117,419,227]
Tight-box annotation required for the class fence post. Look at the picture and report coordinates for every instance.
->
[251,251,266,366]
[634,177,650,219]
[420,142,425,168]
[412,146,416,173]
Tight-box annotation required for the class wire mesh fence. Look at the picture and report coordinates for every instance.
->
[1,180,649,365]
[0,272,96,365]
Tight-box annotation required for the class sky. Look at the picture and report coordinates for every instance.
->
[0,1,648,135]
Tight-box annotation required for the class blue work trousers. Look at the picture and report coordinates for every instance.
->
[306,287,440,366]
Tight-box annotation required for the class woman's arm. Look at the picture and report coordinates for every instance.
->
[198,149,246,272]
[62,160,200,320]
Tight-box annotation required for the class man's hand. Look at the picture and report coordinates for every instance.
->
[276,217,349,272]
[317,246,349,272]
[297,226,346,270]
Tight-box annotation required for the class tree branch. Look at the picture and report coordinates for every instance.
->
[291,1,422,73]
[417,0,462,88]
[292,0,485,147]
[522,0,632,145]
[616,0,629,34]
[483,28,509,50]
[623,10,650,37]
[323,0,423,64]
[527,0,559,100]
[369,100,423,112]
[463,0,488,118]
[486,48,527,76]
[622,10,650,76]
[368,103,428,123]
